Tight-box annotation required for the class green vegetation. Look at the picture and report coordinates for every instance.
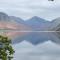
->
[0,35,15,60]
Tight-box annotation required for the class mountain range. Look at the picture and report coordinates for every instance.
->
[0,12,60,45]
[0,12,60,31]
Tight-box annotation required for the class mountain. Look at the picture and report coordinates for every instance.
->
[54,24,60,31]
[25,16,50,31]
[49,17,60,31]
[0,12,60,31]
[0,12,51,31]
[0,12,31,30]
[10,16,25,24]
[0,12,9,22]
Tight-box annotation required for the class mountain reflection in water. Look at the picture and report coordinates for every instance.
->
[0,30,60,45]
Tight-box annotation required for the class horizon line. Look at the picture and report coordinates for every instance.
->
[0,30,60,32]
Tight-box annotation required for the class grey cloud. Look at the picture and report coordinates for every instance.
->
[0,0,60,21]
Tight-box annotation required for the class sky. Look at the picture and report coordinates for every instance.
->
[0,0,60,21]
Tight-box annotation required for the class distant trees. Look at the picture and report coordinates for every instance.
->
[0,35,15,60]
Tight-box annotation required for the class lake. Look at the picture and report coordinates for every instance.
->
[0,31,60,60]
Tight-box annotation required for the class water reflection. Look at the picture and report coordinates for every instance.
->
[0,30,60,45]
[0,31,60,60]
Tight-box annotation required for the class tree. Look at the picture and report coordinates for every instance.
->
[0,35,15,60]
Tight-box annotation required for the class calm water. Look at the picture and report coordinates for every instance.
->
[0,31,60,60]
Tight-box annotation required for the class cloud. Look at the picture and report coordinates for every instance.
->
[0,0,60,21]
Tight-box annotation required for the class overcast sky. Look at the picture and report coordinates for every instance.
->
[0,0,60,21]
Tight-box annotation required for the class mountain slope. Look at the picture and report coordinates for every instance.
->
[25,16,50,31]
[0,12,31,30]
[10,16,25,24]
[49,17,60,31]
